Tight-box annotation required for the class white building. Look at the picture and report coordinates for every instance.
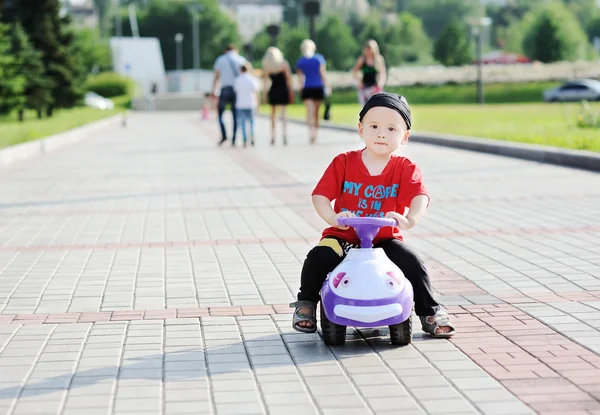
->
[60,0,99,29]
[321,0,370,17]
[220,3,283,43]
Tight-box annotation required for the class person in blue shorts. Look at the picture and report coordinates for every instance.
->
[296,39,329,145]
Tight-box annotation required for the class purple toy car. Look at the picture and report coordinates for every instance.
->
[319,217,414,346]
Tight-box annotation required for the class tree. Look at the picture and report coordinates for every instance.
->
[433,17,472,66]
[563,0,597,32]
[92,0,112,38]
[316,15,358,70]
[358,14,387,51]
[74,28,112,74]
[1,0,87,116]
[0,23,25,116]
[117,0,241,70]
[384,12,432,65]
[248,29,272,68]
[522,2,588,63]
[588,15,600,43]
[347,12,364,40]
[281,0,301,28]
[405,0,476,40]
[53,15,88,111]
[277,25,309,73]
[10,23,52,120]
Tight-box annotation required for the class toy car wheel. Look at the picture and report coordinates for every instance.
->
[320,303,346,346]
[389,316,412,346]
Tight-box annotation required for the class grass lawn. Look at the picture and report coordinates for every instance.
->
[268,102,600,152]
[0,96,129,150]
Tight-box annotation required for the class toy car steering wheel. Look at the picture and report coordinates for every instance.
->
[337,217,398,248]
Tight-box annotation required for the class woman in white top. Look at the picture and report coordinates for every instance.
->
[233,63,259,148]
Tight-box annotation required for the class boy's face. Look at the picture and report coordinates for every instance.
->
[358,107,410,156]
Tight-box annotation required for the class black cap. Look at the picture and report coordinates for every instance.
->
[359,92,411,130]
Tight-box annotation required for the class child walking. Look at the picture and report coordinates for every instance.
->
[233,63,259,147]
[290,92,455,338]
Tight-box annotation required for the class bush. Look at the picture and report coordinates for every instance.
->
[522,3,588,63]
[86,72,134,98]
[328,81,561,105]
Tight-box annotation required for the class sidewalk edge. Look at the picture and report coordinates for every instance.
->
[279,116,600,172]
[0,113,124,169]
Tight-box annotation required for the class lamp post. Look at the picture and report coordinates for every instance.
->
[187,2,204,70]
[266,24,280,46]
[303,0,320,42]
[468,16,492,105]
[114,0,122,37]
[175,33,184,71]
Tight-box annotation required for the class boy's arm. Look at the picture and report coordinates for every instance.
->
[313,195,354,230]
[405,194,428,228]
[313,195,337,227]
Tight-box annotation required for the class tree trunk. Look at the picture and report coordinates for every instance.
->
[37,109,43,119]
[46,106,54,117]
[18,109,24,122]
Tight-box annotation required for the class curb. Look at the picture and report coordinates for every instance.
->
[282,117,600,173]
[0,113,124,169]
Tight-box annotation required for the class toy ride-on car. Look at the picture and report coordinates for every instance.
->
[319,217,414,346]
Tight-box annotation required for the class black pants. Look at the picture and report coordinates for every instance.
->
[218,86,237,142]
[297,237,440,317]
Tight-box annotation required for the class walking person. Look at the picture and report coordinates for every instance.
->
[233,63,259,148]
[211,44,247,147]
[262,46,294,146]
[352,39,387,105]
[296,39,329,145]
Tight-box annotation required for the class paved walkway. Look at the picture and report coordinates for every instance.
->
[0,111,599,415]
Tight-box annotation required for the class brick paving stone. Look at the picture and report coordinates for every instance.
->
[0,113,599,413]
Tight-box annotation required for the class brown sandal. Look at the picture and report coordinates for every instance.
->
[289,300,317,333]
[420,311,456,338]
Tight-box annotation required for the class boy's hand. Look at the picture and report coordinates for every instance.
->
[329,211,355,230]
[385,212,415,230]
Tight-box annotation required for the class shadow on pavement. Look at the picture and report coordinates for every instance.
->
[0,326,436,400]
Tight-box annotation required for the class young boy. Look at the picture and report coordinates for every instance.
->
[290,92,455,338]
[233,63,259,147]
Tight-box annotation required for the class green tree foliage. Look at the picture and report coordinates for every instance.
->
[405,0,476,40]
[92,0,112,38]
[522,2,588,63]
[117,0,241,70]
[588,15,600,43]
[1,0,86,116]
[0,23,25,115]
[433,17,472,66]
[281,0,301,28]
[316,15,358,70]
[10,23,52,120]
[74,28,112,74]
[494,12,536,54]
[347,12,364,40]
[563,0,598,31]
[49,14,88,113]
[278,25,309,72]
[248,29,272,68]
[384,12,432,65]
[358,15,387,50]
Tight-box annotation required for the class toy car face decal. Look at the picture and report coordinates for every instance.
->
[332,272,349,288]
[386,271,403,290]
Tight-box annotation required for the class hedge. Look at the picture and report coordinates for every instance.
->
[86,72,135,98]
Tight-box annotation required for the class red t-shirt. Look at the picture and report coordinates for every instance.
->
[312,149,429,245]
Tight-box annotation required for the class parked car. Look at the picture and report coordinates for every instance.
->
[472,51,531,65]
[543,79,600,102]
[84,92,115,110]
